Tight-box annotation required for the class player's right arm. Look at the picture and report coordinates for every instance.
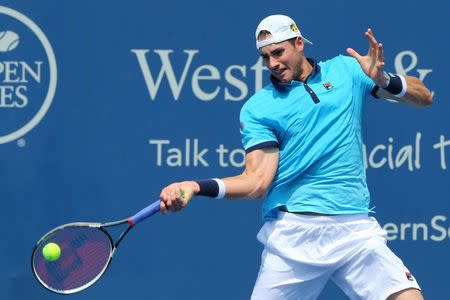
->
[159,147,279,213]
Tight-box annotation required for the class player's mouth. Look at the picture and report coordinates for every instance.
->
[274,68,289,81]
[277,68,287,76]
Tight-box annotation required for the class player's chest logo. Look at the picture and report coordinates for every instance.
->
[323,82,333,90]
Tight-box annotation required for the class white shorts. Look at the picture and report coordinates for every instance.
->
[251,212,420,300]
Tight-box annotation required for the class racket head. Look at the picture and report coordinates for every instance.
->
[31,222,114,294]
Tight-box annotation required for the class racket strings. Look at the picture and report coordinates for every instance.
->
[33,227,112,292]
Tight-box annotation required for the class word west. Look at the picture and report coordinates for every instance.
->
[132,49,432,102]
[132,49,266,101]
[363,132,421,171]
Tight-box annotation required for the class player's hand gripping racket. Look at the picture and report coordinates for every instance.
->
[31,200,161,294]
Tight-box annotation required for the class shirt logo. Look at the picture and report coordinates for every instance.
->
[323,82,333,90]
[405,271,415,281]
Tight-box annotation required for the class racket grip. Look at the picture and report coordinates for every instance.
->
[128,200,161,226]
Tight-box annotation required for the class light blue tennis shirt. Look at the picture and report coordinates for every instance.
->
[240,55,376,220]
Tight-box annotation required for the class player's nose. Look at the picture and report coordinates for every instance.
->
[266,56,280,71]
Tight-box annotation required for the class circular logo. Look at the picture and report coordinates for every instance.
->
[0,6,57,144]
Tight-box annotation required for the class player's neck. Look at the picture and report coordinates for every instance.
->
[297,58,314,82]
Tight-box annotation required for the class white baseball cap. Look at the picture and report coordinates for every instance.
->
[255,15,313,49]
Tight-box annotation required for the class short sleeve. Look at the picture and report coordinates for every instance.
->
[239,103,279,153]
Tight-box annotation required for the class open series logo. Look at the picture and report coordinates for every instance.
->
[0,6,57,145]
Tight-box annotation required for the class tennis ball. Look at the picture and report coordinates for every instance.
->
[42,242,61,262]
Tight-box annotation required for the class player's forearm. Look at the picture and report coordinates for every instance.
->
[221,149,278,199]
[377,75,433,108]
[189,171,270,199]
[221,172,268,199]
[399,76,433,107]
[183,173,267,200]
[191,148,278,200]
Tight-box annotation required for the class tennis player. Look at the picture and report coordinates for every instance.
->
[159,14,432,300]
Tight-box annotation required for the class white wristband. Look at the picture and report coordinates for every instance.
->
[396,75,407,97]
[213,178,226,199]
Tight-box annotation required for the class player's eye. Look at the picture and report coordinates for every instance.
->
[272,49,284,57]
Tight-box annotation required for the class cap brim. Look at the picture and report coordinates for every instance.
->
[302,36,313,45]
[256,35,313,49]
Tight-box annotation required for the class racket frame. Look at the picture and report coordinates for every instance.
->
[31,200,160,294]
[31,219,132,294]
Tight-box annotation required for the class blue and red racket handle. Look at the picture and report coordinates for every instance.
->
[127,186,191,226]
[127,200,161,227]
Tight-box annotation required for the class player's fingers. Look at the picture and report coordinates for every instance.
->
[365,28,378,45]
[160,183,193,213]
[377,62,385,74]
[365,29,380,58]
[178,188,189,206]
[161,192,175,212]
[169,189,181,211]
[166,198,174,211]
[162,197,172,213]
[174,191,188,211]
[172,200,182,212]
[346,48,362,61]
[378,43,385,62]
[159,190,167,213]
[160,200,168,214]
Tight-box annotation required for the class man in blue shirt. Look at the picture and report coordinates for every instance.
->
[240,53,374,220]
[159,15,432,300]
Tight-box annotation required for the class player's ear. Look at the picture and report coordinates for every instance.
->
[294,37,304,51]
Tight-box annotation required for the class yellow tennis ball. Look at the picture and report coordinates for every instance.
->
[42,242,61,262]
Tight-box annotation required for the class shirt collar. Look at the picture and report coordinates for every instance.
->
[270,57,321,91]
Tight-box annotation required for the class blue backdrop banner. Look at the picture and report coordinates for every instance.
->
[1,1,448,299]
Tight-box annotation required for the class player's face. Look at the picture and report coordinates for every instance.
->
[259,38,304,83]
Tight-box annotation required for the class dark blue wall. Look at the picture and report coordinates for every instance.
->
[1,1,448,299]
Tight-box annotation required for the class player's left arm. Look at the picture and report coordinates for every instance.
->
[346,28,433,108]
[374,76,432,107]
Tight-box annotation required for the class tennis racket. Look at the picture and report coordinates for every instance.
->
[31,199,161,294]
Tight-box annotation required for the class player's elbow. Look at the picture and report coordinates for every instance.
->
[251,187,267,199]
[416,92,432,108]
[414,80,433,107]
[248,175,271,199]
[423,90,433,106]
